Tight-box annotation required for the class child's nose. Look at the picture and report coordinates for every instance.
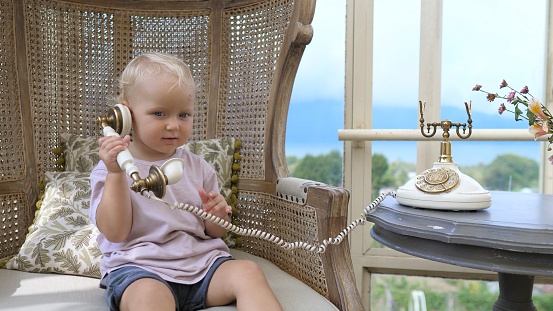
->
[166,117,179,130]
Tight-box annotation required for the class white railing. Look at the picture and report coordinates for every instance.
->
[338,128,549,142]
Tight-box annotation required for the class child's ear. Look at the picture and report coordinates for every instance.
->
[121,100,132,117]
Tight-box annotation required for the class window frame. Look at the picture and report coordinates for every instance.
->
[344,0,553,308]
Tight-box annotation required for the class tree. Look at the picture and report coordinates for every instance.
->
[372,153,396,196]
[286,155,300,173]
[481,154,539,191]
[291,150,343,186]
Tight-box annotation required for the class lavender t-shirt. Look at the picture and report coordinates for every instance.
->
[89,148,231,284]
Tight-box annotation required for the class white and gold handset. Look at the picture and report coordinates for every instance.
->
[395,101,491,210]
[97,104,185,199]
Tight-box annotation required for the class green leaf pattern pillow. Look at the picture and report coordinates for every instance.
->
[179,137,235,198]
[5,171,102,278]
[60,133,100,172]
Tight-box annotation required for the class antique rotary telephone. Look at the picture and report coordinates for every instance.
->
[395,101,492,210]
[98,101,490,254]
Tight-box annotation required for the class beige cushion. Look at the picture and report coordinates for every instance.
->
[59,133,100,173]
[0,250,338,311]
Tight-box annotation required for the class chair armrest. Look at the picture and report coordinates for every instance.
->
[305,182,363,311]
[273,177,364,311]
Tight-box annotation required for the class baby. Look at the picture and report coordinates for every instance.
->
[90,52,282,311]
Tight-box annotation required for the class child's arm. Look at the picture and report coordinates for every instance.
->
[94,135,133,242]
[199,188,232,238]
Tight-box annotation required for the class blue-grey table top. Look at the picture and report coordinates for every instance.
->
[367,191,553,275]
[368,191,553,254]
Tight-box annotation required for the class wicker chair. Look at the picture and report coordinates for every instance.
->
[0,0,362,310]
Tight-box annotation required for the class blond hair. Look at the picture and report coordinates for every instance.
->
[116,52,195,103]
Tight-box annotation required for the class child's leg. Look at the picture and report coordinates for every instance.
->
[103,266,176,311]
[120,278,175,311]
[205,259,283,311]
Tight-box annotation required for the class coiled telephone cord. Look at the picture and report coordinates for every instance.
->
[143,190,396,254]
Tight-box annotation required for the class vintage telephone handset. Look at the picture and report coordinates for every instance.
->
[395,101,491,210]
[97,104,393,253]
[97,104,185,199]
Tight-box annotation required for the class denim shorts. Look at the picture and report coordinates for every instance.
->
[100,256,233,311]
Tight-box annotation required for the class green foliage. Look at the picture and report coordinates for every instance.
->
[424,291,448,311]
[371,276,503,311]
[288,150,343,186]
[480,153,539,191]
[371,275,553,311]
[458,163,487,185]
[286,155,299,166]
[371,275,459,311]
[387,160,414,187]
[371,275,419,309]
[288,151,539,197]
[286,155,300,174]
[372,153,396,195]
[456,281,497,310]
[371,154,414,198]
[534,292,553,310]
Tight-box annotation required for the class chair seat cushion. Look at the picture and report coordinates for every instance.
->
[0,249,338,311]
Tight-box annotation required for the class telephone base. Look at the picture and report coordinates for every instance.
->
[396,187,491,210]
[396,162,492,211]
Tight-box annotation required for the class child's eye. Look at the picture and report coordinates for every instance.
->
[179,113,190,118]
[154,112,164,117]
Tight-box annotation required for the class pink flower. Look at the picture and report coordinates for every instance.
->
[506,91,516,103]
[528,98,549,120]
[520,86,529,94]
[498,103,506,115]
[549,155,553,165]
[529,122,550,139]
[472,84,482,91]
[500,79,508,88]
[486,93,497,102]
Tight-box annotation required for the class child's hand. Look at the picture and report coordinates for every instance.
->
[98,135,131,173]
[198,188,231,219]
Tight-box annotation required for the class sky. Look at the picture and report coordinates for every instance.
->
[286,0,547,166]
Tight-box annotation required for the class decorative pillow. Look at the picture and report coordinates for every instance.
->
[5,171,102,278]
[178,137,235,198]
[59,132,100,172]
[180,138,242,247]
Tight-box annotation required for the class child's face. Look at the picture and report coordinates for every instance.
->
[126,77,195,161]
